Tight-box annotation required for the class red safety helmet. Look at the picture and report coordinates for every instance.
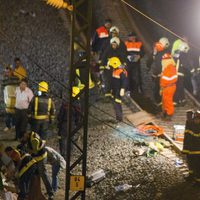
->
[162,53,172,59]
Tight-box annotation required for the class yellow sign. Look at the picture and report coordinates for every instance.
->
[70,175,85,191]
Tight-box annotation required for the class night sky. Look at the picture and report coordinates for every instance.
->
[127,0,200,49]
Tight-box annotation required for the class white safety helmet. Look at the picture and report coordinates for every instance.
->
[178,41,190,53]
[110,26,120,34]
[110,37,120,46]
[159,37,170,48]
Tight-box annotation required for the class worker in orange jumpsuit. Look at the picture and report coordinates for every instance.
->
[108,57,128,122]
[160,53,177,120]
[151,37,170,107]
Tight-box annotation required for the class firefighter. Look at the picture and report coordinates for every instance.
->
[108,57,127,121]
[160,53,177,120]
[125,32,144,94]
[22,131,54,200]
[28,81,56,140]
[12,58,27,81]
[173,41,190,106]
[75,51,97,105]
[183,110,200,186]
[100,37,127,100]
[57,86,81,159]
[151,37,170,107]
[91,18,112,55]
[5,146,38,200]
[2,66,19,132]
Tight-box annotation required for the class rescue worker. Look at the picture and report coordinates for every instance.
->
[101,37,127,99]
[173,41,190,106]
[151,37,170,107]
[183,110,200,186]
[28,81,55,140]
[57,86,81,158]
[91,18,112,55]
[75,51,97,104]
[125,32,144,94]
[5,146,38,200]
[12,58,27,81]
[2,66,19,132]
[108,57,127,122]
[160,53,177,120]
[22,131,54,200]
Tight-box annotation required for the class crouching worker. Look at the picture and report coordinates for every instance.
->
[21,132,54,200]
[160,53,177,121]
[4,146,38,200]
[45,146,66,192]
[108,57,128,122]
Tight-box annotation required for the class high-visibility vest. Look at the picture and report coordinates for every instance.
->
[28,132,47,161]
[33,96,54,120]
[125,41,142,52]
[76,69,95,89]
[96,26,109,39]
[18,154,37,177]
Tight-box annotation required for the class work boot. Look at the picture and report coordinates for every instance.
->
[165,115,172,121]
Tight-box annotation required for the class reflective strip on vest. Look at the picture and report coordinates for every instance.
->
[185,129,200,137]
[127,47,141,52]
[34,97,38,118]
[18,158,37,177]
[161,75,178,81]
[115,98,122,103]
[33,151,47,162]
[182,150,200,155]
[112,75,120,79]
[177,72,184,76]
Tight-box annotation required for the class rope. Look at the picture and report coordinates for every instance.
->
[120,0,200,50]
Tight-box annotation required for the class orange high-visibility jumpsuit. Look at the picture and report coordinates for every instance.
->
[160,64,177,116]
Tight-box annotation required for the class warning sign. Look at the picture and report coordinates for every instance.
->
[70,175,85,191]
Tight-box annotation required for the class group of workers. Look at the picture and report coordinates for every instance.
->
[1,58,70,199]
[1,17,200,198]
[91,18,200,121]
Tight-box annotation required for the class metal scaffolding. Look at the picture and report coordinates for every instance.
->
[65,0,93,199]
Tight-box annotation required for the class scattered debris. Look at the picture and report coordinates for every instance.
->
[115,184,132,192]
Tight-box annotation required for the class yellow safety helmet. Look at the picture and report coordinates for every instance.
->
[72,86,80,97]
[108,57,121,69]
[38,81,48,92]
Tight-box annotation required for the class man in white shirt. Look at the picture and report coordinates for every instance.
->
[15,78,33,140]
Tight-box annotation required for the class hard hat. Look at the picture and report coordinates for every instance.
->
[110,26,119,34]
[110,37,120,46]
[108,57,121,69]
[154,42,164,52]
[162,53,172,59]
[159,37,170,48]
[72,86,80,97]
[38,81,48,92]
[178,41,190,53]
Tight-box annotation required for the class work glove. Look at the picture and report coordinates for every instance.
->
[120,88,125,97]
